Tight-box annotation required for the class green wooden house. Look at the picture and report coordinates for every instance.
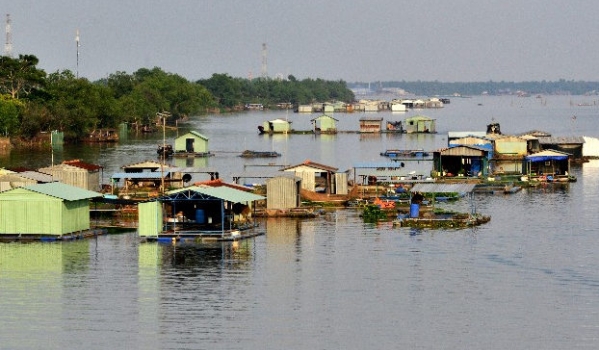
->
[0,182,101,237]
[174,131,210,155]
[311,115,339,134]
[259,118,292,134]
[404,115,436,133]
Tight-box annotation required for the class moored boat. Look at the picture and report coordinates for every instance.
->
[157,144,174,158]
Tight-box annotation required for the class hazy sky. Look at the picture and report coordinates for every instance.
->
[3,0,598,83]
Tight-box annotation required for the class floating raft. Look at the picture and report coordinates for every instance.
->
[393,213,491,229]
[0,228,108,242]
[239,150,282,158]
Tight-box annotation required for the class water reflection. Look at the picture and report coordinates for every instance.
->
[138,239,256,270]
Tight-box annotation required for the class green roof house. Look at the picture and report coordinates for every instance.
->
[174,131,210,155]
[0,182,101,238]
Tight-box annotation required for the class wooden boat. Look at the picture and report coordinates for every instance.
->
[173,151,214,158]
[239,150,281,158]
[157,144,174,158]
[300,186,360,205]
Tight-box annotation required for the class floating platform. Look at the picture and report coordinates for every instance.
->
[142,230,264,243]
[239,150,281,158]
[254,208,318,218]
[140,223,264,242]
[0,228,108,242]
[172,151,214,158]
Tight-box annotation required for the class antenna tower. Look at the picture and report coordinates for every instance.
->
[75,29,80,78]
[261,43,268,78]
[4,14,12,57]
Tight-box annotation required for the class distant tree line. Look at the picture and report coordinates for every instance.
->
[353,80,599,96]
[197,73,355,109]
[0,54,355,143]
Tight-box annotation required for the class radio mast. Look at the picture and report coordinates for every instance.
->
[261,43,268,78]
[75,29,80,78]
[4,14,12,57]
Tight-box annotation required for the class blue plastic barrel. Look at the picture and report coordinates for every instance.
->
[409,203,420,218]
[195,209,206,224]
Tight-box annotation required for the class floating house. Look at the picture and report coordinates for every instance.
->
[490,136,528,174]
[390,102,407,112]
[266,175,302,209]
[525,149,573,181]
[432,145,490,177]
[403,115,436,133]
[137,184,265,241]
[38,159,103,191]
[537,136,585,159]
[359,117,383,133]
[258,118,292,134]
[311,114,338,134]
[0,182,102,239]
[297,105,313,113]
[0,170,55,191]
[173,131,211,157]
[111,161,189,197]
[449,136,494,159]
[281,160,348,195]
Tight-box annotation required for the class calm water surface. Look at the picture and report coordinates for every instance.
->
[1,95,599,349]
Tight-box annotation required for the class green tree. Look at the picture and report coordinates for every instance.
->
[44,70,119,139]
[0,55,46,99]
[0,95,22,136]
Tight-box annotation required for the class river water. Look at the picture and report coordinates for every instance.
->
[1,95,599,349]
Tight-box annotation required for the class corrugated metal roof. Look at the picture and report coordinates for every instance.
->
[405,115,435,121]
[448,131,487,139]
[169,185,265,202]
[178,130,209,141]
[434,145,488,156]
[111,172,168,179]
[24,182,102,201]
[281,160,339,172]
[268,118,292,124]
[352,162,430,168]
[526,149,571,161]
[18,171,55,183]
[121,161,170,169]
[169,167,219,173]
[411,183,477,193]
[62,159,103,171]
[537,136,585,144]
[311,115,339,122]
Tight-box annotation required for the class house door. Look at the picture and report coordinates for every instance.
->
[186,138,194,152]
